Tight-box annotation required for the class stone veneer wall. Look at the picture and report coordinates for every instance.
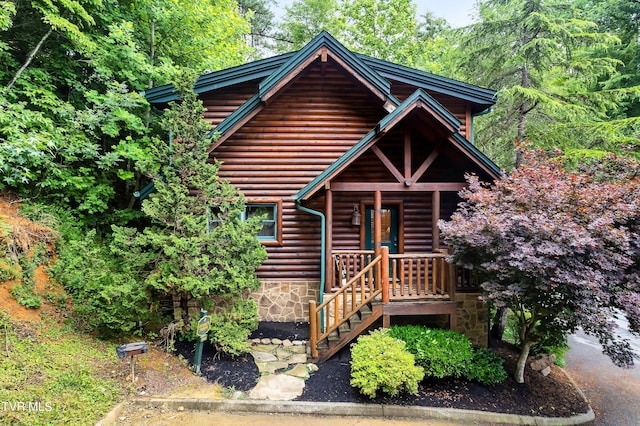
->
[249,283,489,348]
[252,281,320,322]
[455,292,488,347]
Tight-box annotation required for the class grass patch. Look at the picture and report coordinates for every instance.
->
[0,312,123,425]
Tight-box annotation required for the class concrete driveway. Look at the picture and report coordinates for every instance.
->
[565,317,640,425]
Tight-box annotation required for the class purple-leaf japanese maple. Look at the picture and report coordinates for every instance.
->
[440,148,640,383]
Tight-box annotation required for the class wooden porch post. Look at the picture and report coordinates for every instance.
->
[309,300,318,359]
[381,246,389,303]
[374,190,382,258]
[325,189,333,293]
[382,246,390,328]
[432,190,440,250]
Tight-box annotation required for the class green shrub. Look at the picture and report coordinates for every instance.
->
[350,329,424,398]
[463,348,508,385]
[504,309,569,366]
[11,254,41,308]
[51,230,158,336]
[388,325,473,379]
[181,299,259,357]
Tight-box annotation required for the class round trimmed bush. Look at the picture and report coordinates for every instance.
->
[350,329,424,398]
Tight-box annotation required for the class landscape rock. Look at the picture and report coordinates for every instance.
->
[286,364,310,379]
[288,353,308,364]
[530,354,556,371]
[250,351,278,363]
[249,374,305,400]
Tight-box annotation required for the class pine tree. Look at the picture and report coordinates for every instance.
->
[117,77,267,356]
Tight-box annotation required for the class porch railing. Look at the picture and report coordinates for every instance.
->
[332,250,374,289]
[389,252,455,300]
[309,249,389,359]
[331,249,456,300]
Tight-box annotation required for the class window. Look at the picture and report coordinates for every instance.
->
[209,200,282,245]
[243,203,277,241]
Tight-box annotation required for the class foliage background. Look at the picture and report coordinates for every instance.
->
[0,0,637,360]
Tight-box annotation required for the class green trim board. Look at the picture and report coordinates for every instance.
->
[207,93,262,140]
[293,89,501,202]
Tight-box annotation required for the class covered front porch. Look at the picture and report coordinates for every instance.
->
[307,187,479,361]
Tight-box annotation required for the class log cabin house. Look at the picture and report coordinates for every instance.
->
[145,32,501,361]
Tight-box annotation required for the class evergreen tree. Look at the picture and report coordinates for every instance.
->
[115,78,267,356]
[455,0,621,168]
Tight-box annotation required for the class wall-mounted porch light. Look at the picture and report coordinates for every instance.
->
[351,204,361,226]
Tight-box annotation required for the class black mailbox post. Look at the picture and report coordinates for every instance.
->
[116,342,148,382]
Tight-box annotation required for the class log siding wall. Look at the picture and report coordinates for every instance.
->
[203,58,474,282]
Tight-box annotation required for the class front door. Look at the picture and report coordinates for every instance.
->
[364,205,399,254]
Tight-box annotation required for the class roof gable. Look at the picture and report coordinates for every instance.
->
[208,31,400,149]
[259,31,397,108]
[293,89,501,201]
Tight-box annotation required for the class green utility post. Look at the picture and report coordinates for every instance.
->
[193,310,210,375]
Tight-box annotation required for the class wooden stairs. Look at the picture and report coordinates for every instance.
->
[309,249,389,362]
[314,302,383,362]
[308,247,459,362]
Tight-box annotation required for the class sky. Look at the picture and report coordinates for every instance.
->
[275,0,478,28]
[415,0,477,28]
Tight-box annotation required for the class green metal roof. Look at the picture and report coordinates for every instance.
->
[293,89,501,202]
[143,53,295,104]
[144,33,498,115]
[359,55,497,113]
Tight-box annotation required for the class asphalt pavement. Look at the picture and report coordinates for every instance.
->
[565,316,640,425]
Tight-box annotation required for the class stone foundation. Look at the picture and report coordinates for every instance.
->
[455,292,488,347]
[250,283,488,347]
[252,281,320,322]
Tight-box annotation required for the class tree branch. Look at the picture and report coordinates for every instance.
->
[7,26,53,90]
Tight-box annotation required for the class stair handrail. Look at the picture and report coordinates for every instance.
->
[309,247,389,359]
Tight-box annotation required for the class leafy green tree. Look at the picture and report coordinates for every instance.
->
[440,148,640,383]
[0,0,253,226]
[341,0,421,65]
[115,78,267,355]
[414,12,457,76]
[276,0,344,51]
[238,0,277,58]
[123,0,251,84]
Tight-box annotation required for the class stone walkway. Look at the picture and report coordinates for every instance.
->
[247,337,318,400]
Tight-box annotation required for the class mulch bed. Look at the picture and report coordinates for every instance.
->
[176,322,590,418]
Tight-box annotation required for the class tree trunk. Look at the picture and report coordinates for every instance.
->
[515,340,533,383]
[490,306,509,340]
